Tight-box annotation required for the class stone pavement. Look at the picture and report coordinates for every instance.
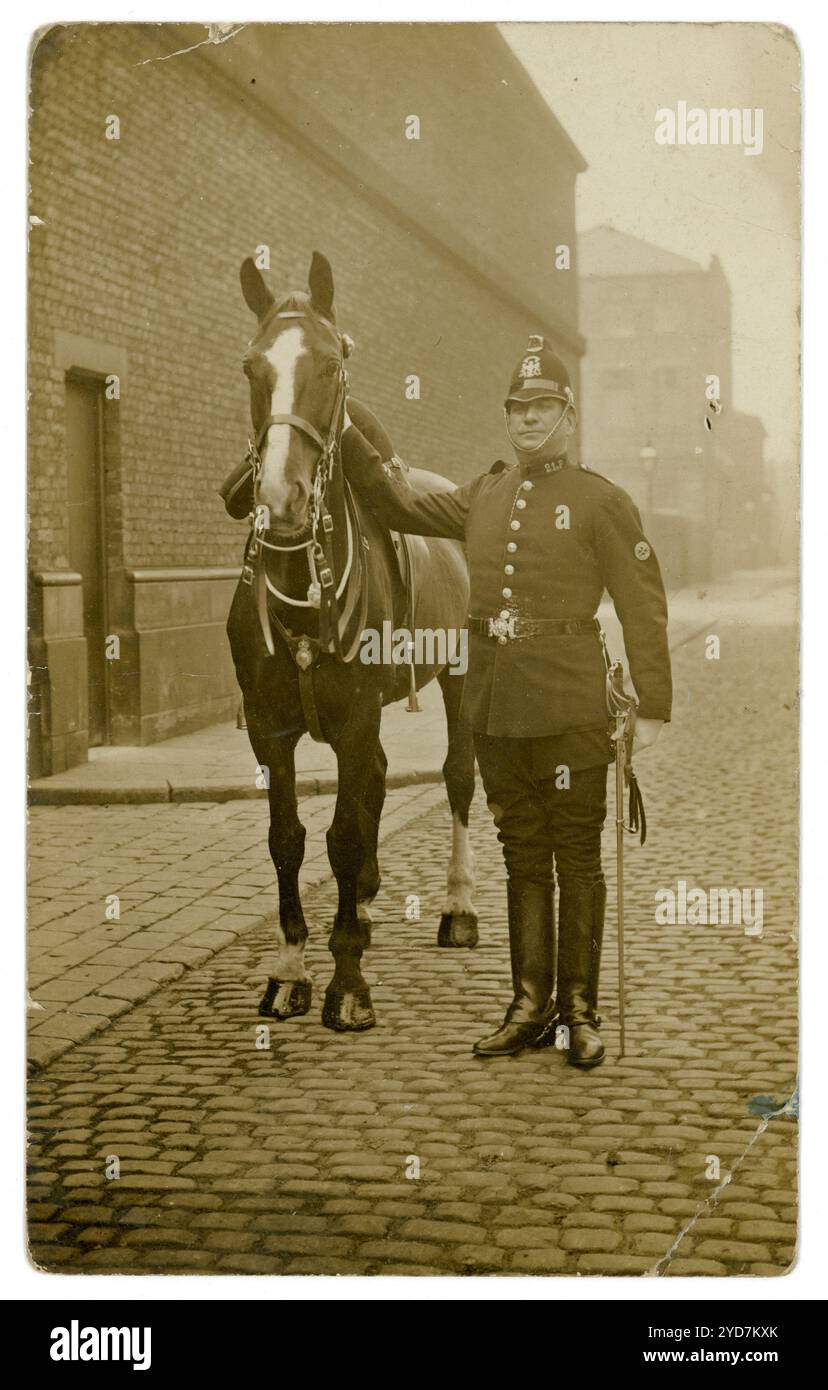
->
[26,575,798,1277]
[28,783,445,1070]
[27,569,790,805]
[27,684,448,805]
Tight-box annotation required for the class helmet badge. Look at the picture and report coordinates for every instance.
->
[519,356,542,380]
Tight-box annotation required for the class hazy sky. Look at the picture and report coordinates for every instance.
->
[501,22,800,463]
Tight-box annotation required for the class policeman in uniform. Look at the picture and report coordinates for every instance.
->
[303,341,671,1065]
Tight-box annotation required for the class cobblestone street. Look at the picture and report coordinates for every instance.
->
[27,584,798,1278]
[27,784,444,1070]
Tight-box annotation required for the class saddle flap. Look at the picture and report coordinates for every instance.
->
[388,528,417,628]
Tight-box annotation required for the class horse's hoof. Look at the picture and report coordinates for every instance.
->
[258,977,313,1020]
[438,911,479,949]
[322,987,376,1032]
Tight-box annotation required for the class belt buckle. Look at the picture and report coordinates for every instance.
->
[488,614,516,641]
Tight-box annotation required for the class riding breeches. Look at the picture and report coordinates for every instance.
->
[473,732,609,887]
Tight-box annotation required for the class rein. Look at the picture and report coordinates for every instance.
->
[240,313,369,735]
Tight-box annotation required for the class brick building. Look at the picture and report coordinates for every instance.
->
[28,22,585,775]
[578,225,772,586]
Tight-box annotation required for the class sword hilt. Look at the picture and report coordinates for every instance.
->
[606,660,645,844]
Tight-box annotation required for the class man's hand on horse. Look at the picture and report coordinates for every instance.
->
[633,717,663,754]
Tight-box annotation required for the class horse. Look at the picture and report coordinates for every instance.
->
[225,250,479,1033]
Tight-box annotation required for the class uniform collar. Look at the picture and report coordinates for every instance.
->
[517,449,572,481]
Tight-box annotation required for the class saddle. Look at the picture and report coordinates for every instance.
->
[346,403,421,694]
[375,459,419,626]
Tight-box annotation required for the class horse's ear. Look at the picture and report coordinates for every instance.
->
[308,251,335,320]
[240,258,275,319]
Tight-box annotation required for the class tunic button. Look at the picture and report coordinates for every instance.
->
[522,480,533,491]
[504,564,514,575]
[502,587,512,599]
[498,635,508,644]
[500,609,511,620]
[510,520,521,531]
[506,541,517,553]
[516,498,527,509]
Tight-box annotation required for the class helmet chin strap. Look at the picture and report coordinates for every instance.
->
[504,401,573,455]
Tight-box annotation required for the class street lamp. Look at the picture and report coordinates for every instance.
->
[640,443,657,513]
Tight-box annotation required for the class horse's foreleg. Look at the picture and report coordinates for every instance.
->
[251,728,313,1021]
[355,739,388,933]
[437,666,479,948]
[322,706,381,1032]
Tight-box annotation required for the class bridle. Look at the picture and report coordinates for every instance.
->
[241,309,368,674]
[246,310,349,568]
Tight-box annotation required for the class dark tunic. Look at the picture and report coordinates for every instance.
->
[339,425,672,751]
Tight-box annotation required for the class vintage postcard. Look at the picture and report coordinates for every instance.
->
[27,20,800,1283]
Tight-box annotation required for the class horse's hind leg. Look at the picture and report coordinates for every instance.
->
[355,739,388,935]
[436,666,479,948]
[247,724,313,1021]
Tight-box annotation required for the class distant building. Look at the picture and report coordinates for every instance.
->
[722,411,777,570]
[28,23,585,775]
[578,225,771,585]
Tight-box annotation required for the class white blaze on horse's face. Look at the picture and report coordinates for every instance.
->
[256,324,311,528]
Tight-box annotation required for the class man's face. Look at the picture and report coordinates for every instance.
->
[507,395,570,459]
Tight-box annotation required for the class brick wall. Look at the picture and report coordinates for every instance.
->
[258,23,583,335]
[28,22,583,766]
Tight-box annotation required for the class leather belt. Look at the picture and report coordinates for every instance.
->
[468,615,600,642]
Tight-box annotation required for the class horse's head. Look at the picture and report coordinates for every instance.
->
[240,251,349,537]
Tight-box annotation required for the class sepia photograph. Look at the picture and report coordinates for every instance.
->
[25,17,801,1289]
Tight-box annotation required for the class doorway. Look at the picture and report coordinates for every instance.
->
[65,374,109,745]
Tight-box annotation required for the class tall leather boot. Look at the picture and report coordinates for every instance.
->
[556,877,606,1068]
[473,878,557,1057]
